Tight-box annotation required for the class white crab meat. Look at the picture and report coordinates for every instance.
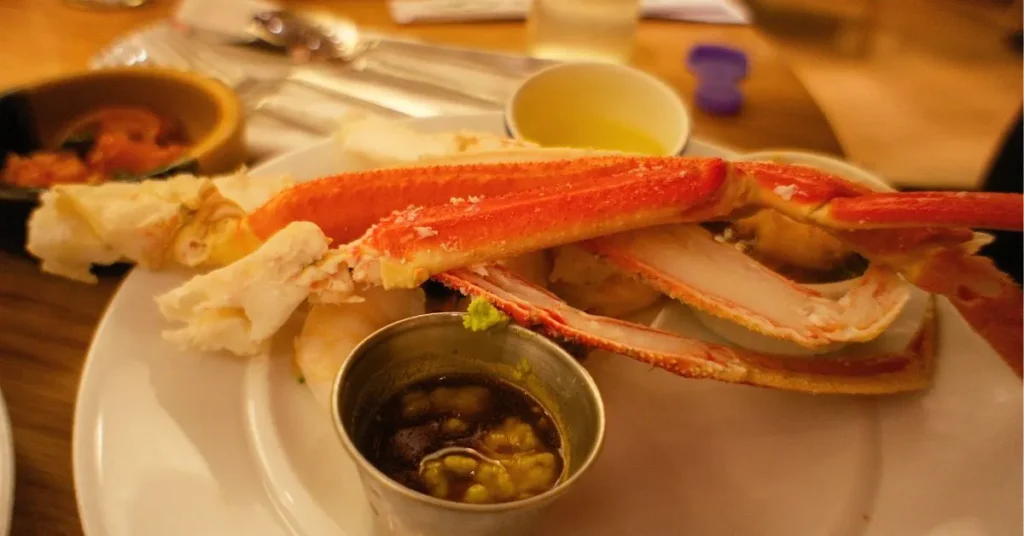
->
[26,175,212,283]
[24,171,296,283]
[157,221,354,356]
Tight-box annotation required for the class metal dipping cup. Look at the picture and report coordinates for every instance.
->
[331,312,606,536]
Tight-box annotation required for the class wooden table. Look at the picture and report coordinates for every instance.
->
[0,1,842,534]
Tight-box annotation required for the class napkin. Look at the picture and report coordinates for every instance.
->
[388,0,752,25]
[173,0,280,41]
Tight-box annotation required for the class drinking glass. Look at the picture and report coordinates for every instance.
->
[526,0,643,64]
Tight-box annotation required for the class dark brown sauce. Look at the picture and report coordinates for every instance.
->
[359,374,564,504]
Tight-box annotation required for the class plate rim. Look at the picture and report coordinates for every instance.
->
[71,272,134,536]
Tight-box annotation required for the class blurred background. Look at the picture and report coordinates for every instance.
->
[746,0,1022,190]
[5,0,1021,190]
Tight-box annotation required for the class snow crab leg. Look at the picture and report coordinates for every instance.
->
[345,157,731,288]
[246,151,632,244]
[434,264,937,395]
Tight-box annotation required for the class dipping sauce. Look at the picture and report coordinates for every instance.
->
[359,374,565,505]
[2,106,189,188]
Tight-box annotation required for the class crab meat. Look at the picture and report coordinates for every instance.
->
[157,221,353,356]
[26,174,214,283]
[548,244,663,318]
[335,114,540,171]
[25,172,293,282]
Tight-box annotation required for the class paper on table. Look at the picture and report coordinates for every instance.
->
[388,0,752,25]
[173,0,280,41]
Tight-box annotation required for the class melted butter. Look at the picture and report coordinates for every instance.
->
[515,109,667,155]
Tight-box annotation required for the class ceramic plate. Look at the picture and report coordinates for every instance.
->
[73,113,1022,536]
[0,386,12,536]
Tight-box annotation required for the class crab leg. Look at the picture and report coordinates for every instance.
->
[734,162,1024,231]
[247,151,639,244]
[62,156,1007,381]
[347,157,732,288]
[434,264,936,395]
[582,224,912,348]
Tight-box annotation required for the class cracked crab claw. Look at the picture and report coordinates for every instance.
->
[156,221,355,356]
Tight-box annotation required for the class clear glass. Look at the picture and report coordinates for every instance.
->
[526,0,643,64]
[62,0,150,8]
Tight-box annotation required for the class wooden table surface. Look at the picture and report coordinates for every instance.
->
[0,1,842,534]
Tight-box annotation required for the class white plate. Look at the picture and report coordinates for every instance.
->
[73,113,1023,536]
[0,386,12,536]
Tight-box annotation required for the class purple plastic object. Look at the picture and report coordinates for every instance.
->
[686,44,749,116]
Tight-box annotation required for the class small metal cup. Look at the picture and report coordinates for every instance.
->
[331,312,605,536]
